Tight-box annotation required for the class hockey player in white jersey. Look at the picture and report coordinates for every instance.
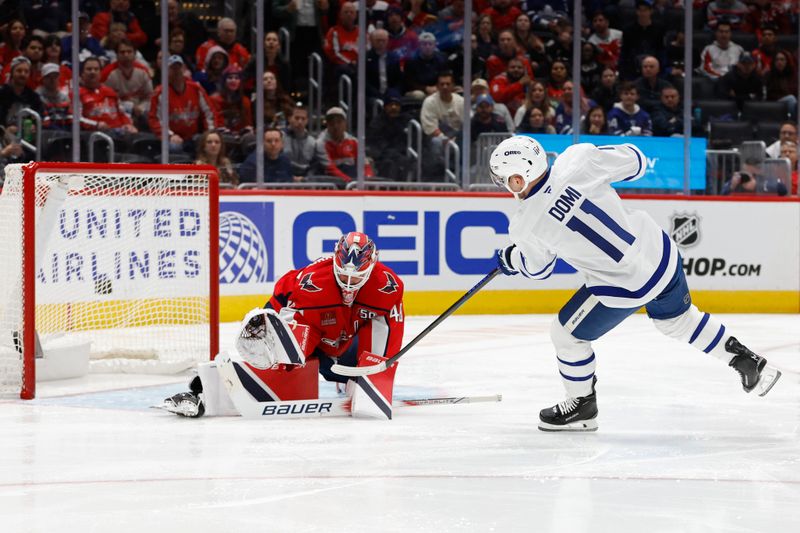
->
[489,135,782,432]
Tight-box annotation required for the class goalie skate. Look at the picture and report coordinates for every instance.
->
[538,378,598,432]
[157,392,205,418]
[726,337,781,397]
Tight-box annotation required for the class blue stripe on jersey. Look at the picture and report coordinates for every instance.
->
[557,353,596,367]
[560,370,595,381]
[704,325,726,353]
[623,146,643,181]
[526,168,551,199]
[580,199,636,244]
[689,313,710,344]
[523,254,557,278]
[566,216,624,262]
[588,232,672,299]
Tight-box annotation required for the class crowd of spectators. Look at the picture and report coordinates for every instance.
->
[0,0,797,189]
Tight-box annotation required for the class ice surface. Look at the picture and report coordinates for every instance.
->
[1,314,799,532]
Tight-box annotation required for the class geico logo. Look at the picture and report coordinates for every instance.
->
[262,402,333,415]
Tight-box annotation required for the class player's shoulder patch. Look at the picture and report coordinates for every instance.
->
[378,271,399,294]
[298,272,322,292]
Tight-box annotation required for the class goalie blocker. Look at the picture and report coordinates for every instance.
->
[160,309,399,419]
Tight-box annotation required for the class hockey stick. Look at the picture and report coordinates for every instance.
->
[331,268,501,377]
[222,393,503,420]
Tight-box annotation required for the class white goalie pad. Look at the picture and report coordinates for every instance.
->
[234,308,307,370]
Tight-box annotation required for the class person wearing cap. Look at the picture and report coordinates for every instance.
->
[0,56,44,129]
[37,62,73,131]
[366,29,403,100]
[715,51,764,108]
[315,106,373,182]
[367,89,412,180]
[403,32,448,99]
[699,20,744,80]
[60,12,107,66]
[471,77,514,131]
[79,56,137,134]
[148,54,220,153]
[470,93,508,144]
[196,18,251,71]
[0,36,45,92]
[210,64,253,136]
[102,39,153,123]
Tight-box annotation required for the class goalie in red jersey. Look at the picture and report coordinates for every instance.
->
[161,231,406,418]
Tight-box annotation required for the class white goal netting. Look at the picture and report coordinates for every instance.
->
[0,163,218,398]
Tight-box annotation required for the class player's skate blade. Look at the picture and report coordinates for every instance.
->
[538,390,599,432]
[726,337,781,396]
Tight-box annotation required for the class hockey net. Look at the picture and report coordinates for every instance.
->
[0,162,219,399]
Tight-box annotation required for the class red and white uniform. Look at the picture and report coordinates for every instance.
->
[267,257,404,361]
[588,29,623,69]
[79,85,132,130]
[323,25,359,66]
[195,39,251,69]
[147,80,220,139]
[490,73,526,116]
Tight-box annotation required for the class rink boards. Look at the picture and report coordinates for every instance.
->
[218,192,800,317]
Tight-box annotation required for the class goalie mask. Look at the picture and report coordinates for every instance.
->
[489,136,548,200]
[333,232,378,306]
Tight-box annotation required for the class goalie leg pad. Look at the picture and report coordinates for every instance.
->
[351,352,398,420]
[196,361,240,417]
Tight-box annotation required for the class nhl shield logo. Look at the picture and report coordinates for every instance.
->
[671,213,701,248]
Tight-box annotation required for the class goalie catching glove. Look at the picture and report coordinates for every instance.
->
[235,308,307,370]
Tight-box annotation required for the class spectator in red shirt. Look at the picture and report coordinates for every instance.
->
[314,106,373,182]
[481,0,522,32]
[490,56,532,117]
[323,2,359,68]
[1,36,45,91]
[90,0,148,48]
[386,6,419,62]
[751,23,780,75]
[486,29,533,81]
[210,64,253,136]
[148,55,220,153]
[79,56,137,134]
[0,18,26,71]
[196,18,251,70]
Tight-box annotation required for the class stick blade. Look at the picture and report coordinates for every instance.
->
[330,361,387,377]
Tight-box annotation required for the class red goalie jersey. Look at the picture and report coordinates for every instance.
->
[267,257,405,361]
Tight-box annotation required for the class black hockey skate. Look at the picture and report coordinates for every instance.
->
[161,392,205,417]
[538,377,598,432]
[726,337,781,397]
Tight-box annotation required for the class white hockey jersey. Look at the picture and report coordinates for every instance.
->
[507,143,678,309]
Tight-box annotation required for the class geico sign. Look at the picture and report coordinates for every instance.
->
[291,210,510,276]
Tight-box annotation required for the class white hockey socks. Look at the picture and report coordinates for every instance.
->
[651,305,733,363]
[550,319,596,398]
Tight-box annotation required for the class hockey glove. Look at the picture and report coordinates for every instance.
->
[496,244,520,276]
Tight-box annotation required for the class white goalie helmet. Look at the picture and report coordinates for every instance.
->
[489,136,549,198]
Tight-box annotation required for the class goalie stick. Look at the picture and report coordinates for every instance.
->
[331,268,501,377]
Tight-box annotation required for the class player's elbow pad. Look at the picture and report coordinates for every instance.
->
[515,248,557,280]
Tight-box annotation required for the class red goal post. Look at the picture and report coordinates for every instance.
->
[0,162,219,399]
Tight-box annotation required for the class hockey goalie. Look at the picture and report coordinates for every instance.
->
[159,231,406,419]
